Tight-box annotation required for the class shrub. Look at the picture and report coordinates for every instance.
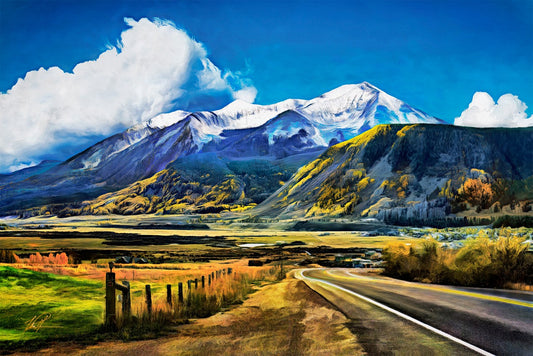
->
[383,233,532,288]
[28,252,69,265]
[0,249,19,263]
[493,215,533,228]
[459,178,494,209]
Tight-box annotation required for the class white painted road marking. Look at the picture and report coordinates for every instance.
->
[298,269,495,356]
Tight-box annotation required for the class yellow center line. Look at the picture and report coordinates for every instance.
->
[320,269,533,308]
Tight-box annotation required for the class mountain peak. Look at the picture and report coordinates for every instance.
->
[146,110,190,129]
[0,82,441,214]
[318,82,380,99]
[360,81,381,91]
[216,99,259,115]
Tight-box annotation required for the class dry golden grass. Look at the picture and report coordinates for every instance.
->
[10,259,267,280]
[10,260,279,318]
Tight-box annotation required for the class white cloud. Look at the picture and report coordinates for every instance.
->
[454,92,533,128]
[233,86,258,103]
[0,17,256,172]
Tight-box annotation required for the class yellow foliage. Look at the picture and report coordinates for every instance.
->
[336,124,394,150]
[459,178,494,208]
[384,233,531,287]
[289,158,333,195]
[399,175,412,189]
[396,125,416,138]
[357,177,371,191]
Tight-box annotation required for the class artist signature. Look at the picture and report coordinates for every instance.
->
[24,313,52,332]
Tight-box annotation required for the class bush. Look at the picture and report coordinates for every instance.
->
[383,233,532,288]
[493,215,533,228]
[0,249,18,263]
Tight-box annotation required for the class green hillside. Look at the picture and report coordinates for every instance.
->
[55,151,320,216]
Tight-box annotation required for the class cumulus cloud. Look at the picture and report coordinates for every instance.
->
[454,92,533,128]
[0,17,255,172]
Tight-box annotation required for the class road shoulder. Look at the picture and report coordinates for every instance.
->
[300,271,477,355]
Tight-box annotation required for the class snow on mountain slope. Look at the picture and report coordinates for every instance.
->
[75,81,438,171]
[203,110,328,159]
[144,110,191,129]
[300,83,378,124]
[213,98,306,129]
[297,82,440,144]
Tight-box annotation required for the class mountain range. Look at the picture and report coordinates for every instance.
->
[0,82,442,215]
[5,81,532,224]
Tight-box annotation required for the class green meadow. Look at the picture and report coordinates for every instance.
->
[0,266,103,348]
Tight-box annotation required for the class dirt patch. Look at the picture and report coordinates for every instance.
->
[14,278,362,355]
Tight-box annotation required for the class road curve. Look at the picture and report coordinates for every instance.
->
[298,268,533,356]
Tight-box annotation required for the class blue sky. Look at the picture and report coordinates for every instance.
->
[0,0,532,171]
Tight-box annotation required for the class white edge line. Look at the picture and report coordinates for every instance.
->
[298,269,495,356]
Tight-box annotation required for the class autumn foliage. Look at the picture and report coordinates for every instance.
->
[459,178,494,209]
[0,250,71,265]
[28,252,69,265]
[383,231,532,288]
[0,249,20,263]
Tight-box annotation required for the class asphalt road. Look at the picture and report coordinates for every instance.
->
[299,269,533,356]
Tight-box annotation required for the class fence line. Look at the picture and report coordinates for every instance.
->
[104,266,236,328]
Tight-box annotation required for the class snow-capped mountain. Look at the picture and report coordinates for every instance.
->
[203,110,327,158]
[75,82,440,169]
[0,82,441,214]
[299,82,438,144]
[154,82,439,153]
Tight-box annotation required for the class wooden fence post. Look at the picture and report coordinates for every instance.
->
[114,280,131,321]
[145,285,152,316]
[178,282,184,304]
[167,284,172,306]
[228,267,232,275]
[123,281,131,319]
[194,278,198,289]
[114,281,132,320]
[201,275,205,288]
[187,280,192,291]
[105,271,116,328]
[208,274,211,286]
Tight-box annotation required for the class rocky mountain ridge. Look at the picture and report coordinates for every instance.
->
[254,124,533,221]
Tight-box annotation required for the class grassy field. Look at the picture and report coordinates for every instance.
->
[0,260,283,351]
[3,214,531,352]
[0,214,407,351]
[0,266,103,347]
[23,277,363,356]
[0,227,419,254]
